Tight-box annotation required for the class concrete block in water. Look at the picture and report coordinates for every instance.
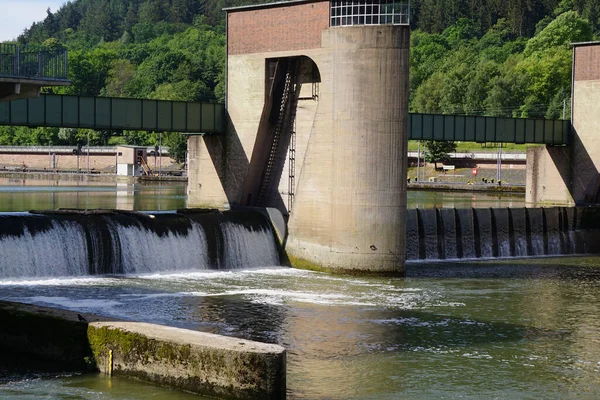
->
[88,322,286,400]
[0,301,286,400]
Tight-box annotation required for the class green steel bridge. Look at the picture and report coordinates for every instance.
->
[0,94,569,144]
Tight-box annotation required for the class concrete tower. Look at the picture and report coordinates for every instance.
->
[526,42,600,205]
[188,0,410,275]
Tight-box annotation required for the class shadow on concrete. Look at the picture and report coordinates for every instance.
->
[546,129,600,204]
[205,104,288,217]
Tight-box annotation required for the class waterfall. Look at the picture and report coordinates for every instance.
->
[406,206,600,261]
[0,210,280,279]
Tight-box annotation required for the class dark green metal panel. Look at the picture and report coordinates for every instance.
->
[433,115,444,140]
[0,101,8,124]
[475,117,485,142]
[11,99,27,125]
[173,102,186,131]
[215,104,225,132]
[187,103,201,132]
[464,117,475,141]
[0,94,224,134]
[443,115,454,141]
[95,98,111,129]
[515,119,525,144]
[534,120,545,143]
[142,100,156,131]
[157,102,172,131]
[455,116,466,141]
[46,95,61,126]
[28,97,44,126]
[63,96,78,127]
[485,117,496,142]
[202,103,215,132]
[80,97,95,128]
[408,113,569,145]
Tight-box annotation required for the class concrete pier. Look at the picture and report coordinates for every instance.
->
[187,0,409,275]
[0,301,286,399]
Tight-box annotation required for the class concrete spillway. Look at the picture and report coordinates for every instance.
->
[406,207,600,261]
[0,210,279,279]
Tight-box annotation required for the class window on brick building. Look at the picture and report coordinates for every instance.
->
[330,0,409,27]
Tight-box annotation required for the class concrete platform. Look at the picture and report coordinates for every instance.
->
[0,301,286,399]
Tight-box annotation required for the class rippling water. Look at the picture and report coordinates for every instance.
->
[3,257,600,399]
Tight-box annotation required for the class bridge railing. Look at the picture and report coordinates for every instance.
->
[0,43,69,82]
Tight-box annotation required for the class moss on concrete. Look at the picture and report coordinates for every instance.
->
[87,323,285,399]
[287,254,404,277]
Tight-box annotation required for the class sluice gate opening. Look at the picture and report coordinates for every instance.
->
[406,207,600,261]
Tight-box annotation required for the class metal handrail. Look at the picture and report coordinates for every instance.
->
[0,43,69,81]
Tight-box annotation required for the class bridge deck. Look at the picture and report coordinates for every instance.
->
[0,95,569,144]
[408,113,570,145]
[0,94,225,134]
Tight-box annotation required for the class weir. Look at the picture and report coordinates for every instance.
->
[2,206,600,280]
[406,207,600,261]
[0,209,279,279]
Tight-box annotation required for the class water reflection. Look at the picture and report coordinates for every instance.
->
[407,189,525,209]
[0,177,187,212]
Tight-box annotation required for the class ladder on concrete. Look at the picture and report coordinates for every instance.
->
[257,62,297,205]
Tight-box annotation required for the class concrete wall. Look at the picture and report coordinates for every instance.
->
[526,42,600,205]
[0,301,286,400]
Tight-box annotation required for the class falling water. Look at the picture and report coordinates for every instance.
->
[0,210,280,279]
[406,206,600,261]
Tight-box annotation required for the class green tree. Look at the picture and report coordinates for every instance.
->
[164,132,187,164]
[424,141,458,169]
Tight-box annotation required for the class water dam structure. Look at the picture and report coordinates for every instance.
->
[0,209,280,279]
[1,207,600,280]
[406,207,600,261]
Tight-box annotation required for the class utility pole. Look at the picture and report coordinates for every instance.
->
[87,131,90,173]
[159,132,162,177]
[496,143,502,182]
[417,140,421,182]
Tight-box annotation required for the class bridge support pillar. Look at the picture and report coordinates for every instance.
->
[286,26,409,275]
[526,42,600,206]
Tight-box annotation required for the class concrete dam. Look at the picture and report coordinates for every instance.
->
[406,207,600,261]
[1,207,600,279]
[0,210,280,279]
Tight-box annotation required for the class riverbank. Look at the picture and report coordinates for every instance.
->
[408,182,525,193]
[0,171,187,184]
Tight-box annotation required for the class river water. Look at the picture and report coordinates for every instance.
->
[0,177,525,211]
[4,179,600,399]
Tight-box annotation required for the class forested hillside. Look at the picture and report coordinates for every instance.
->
[0,0,598,150]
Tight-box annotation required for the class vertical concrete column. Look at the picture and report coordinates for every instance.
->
[287,25,410,275]
[526,42,600,205]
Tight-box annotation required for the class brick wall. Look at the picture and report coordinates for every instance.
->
[574,44,600,81]
[227,0,330,55]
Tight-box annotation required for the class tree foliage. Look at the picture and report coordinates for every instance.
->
[1,0,599,152]
[424,141,458,169]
